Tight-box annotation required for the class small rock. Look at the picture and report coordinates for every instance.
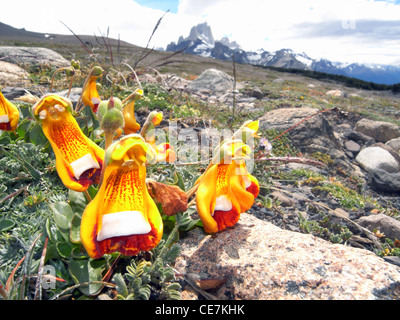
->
[345,130,375,145]
[246,86,264,99]
[270,191,295,207]
[326,89,345,97]
[186,68,243,96]
[355,118,400,143]
[344,140,361,153]
[370,168,400,193]
[357,213,400,241]
[355,147,399,173]
[386,137,400,153]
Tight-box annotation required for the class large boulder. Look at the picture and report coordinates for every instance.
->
[0,46,69,67]
[258,107,343,159]
[0,61,31,86]
[186,68,243,96]
[176,213,400,300]
[354,118,400,143]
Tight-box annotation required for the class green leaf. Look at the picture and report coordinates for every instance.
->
[50,201,74,242]
[56,241,73,258]
[0,132,11,145]
[69,213,82,244]
[172,171,185,191]
[0,218,15,232]
[69,258,107,296]
[87,185,99,200]
[16,118,32,139]
[29,123,48,146]
[112,273,128,298]
[68,189,88,215]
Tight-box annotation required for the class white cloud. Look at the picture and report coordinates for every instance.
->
[2,0,400,65]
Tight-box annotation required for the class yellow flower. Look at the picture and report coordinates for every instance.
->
[155,142,176,163]
[196,140,259,233]
[141,111,176,163]
[80,134,163,259]
[32,94,104,192]
[81,67,103,112]
[0,90,19,132]
[122,89,142,135]
[232,120,260,146]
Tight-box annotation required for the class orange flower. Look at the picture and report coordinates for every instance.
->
[80,134,163,259]
[155,142,176,163]
[141,111,176,164]
[81,67,103,112]
[32,94,104,192]
[0,91,19,132]
[196,140,259,233]
[122,89,142,135]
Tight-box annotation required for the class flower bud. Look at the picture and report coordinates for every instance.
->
[98,97,124,132]
[101,107,124,132]
[65,66,75,77]
[91,66,104,77]
[71,60,80,70]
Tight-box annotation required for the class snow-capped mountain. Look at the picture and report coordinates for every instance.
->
[165,23,400,85]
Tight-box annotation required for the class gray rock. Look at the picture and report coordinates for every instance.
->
[186,68,243,96]
[270,191,295,207]
[0,61,31,86]
[0,46,69,67]
[345,130,375,145]
[370,168,400,193]
[259,107,342,158]
[344,140,361,153]
[357,213,400,241]
[354,118,400,143]
[355,147,399,173]
[176,213,400,300]
[386,137,400,153]
[1,86,40,100]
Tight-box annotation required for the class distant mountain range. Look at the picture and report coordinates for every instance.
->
[165,22,400,85]
[0,21,136,48]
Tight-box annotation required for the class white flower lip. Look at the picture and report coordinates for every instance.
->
[0,115,10,123]
[69,153,100,180]
[242,175,251,189]
[97,211,152,241]
[213,195,233,215]
[39,110,47,120]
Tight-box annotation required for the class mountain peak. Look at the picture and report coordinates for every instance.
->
[166,23,400,85]
[185,22,214,47]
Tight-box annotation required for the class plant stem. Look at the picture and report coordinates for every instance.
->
[104,129,114,150]
[83,190,92,203]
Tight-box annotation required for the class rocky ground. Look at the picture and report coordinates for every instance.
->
[2,46,400,299]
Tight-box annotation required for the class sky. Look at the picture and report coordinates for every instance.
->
[1,0,400,65]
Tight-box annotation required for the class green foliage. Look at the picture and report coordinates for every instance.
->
[135,83,171,111]
[299,214,353,244]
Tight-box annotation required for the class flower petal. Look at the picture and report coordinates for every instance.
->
[97,211,152,241]
[0,91,19,131]
[33,94,104,191]
[80,137,163,259]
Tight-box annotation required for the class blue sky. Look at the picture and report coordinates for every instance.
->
[135,0,179,13]
[2,0,400,65]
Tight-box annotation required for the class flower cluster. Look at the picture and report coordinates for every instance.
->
[0,64,260,260]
